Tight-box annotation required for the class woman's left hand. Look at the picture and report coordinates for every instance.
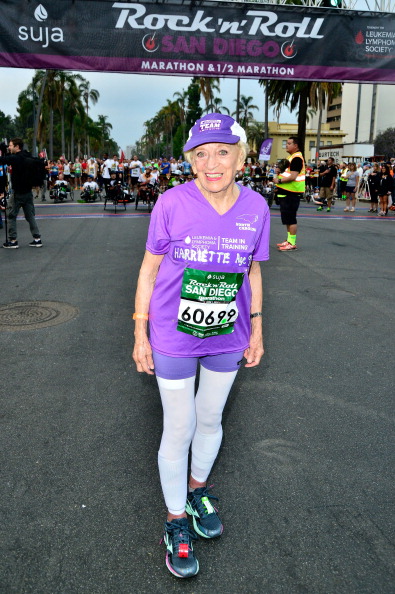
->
[243,335,264,368]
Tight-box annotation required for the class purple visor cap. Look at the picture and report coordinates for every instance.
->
[183,113,247,152]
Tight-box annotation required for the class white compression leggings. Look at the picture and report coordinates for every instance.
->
[157,366,238,515]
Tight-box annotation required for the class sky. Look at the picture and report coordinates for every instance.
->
[0,67,294,151]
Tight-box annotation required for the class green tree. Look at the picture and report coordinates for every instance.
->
[194,77,220,111]
[97,114,113,154]
[233,95,258,129]
[57,72,84,156]
[186,80,202,130]
[64,79,85,159]
[173,89,188,146]
[78,79,100,156]
[173,125,185,160]
[0,110,17,141]
[374,128,395,159]
[211,97,230,115]
[247,120,264,151]
[259,80,342,157]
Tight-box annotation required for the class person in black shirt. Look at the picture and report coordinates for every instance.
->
[0,138,42,248]
[317,157,337,212]
[367,163,380,213]
[377,163,393,216]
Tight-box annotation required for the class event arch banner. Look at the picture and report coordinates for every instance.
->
[0,1,394,83]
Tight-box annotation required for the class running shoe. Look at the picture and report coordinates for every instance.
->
[162,518,199,578]
[278,242,297,251]
[316,206,323,211]
[3,240,19,249]
[344,207,349,212]
[326,208,331,212]
[350,207,355,212]
[186,486,223,539]
[276,240,289,247]
[29,238,43,248]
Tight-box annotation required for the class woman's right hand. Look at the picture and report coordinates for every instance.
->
[133,334,155,375]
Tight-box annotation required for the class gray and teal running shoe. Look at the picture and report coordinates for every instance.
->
[163,518,199,578]
[185,486,223,538]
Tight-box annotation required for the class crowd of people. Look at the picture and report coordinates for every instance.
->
[39,154,195,193]
[2,138,394,249]
[306,159,395,216]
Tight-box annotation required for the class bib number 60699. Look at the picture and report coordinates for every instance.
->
[179,301,238,328]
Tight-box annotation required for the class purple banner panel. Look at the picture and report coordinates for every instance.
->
[259,138,273,160]
[0,1,394,83]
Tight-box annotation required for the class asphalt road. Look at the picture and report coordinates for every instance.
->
[0,200,394,593]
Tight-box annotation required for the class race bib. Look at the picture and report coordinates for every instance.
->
[177,268,244,339]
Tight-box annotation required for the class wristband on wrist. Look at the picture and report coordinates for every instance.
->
[132,313,149,320]
[250,312,263,319]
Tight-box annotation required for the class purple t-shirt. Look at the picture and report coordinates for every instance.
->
[146,180,270,357]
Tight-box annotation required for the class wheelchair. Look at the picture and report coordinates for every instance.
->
[50,183,74,203]
[135,180,159,213]
[80,187,100,203]
[104,181,127,213]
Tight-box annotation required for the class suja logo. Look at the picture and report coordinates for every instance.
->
[18,4,64,49]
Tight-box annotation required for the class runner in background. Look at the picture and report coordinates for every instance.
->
[74,157,82,189]
[130,154,143,194]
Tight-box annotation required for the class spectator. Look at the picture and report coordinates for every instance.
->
[344,163,359,212]
[317,157,337,213]
[367,163,380,213]
[377,163,393,216]
[0,138,43,248]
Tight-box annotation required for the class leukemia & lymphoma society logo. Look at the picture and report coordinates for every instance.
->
[18,4,64,48]
[352,27,395,57]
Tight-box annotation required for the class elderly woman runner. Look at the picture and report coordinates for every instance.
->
[133,114,270,578]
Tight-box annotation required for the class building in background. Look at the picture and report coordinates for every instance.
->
[319,83,394,159]
[336,84,394,144]
[125,145,134,159]
[253,122,345,164]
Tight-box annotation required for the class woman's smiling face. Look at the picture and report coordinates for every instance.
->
[191,143,244,198]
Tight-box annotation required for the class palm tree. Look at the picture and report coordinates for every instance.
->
[309,82,342,159]
[78,79,100,155]
[259,80,342,156]
[211,97,230,115]
[64,82,85,159]
[247,120,264,151]
[173,89,188,146]
[160,100,180,156]
[32,70,48,156]
[194,77,220,110]
[42,70,62,159]
[233,95,258,129]
[57,72,83,156]
[96,114,113,153]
